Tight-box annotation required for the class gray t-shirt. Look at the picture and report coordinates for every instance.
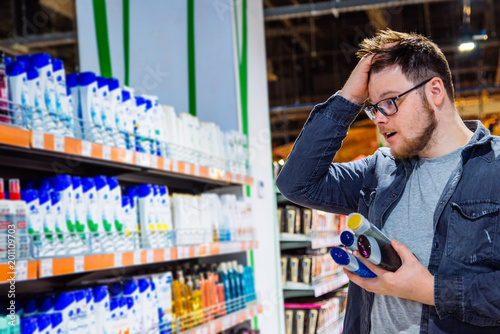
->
[370,148,462,334]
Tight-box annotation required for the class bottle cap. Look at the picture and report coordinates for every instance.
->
[66,73,79,88]
[81,177,95,192]
[0,178,5,199]
[94,175,108,191]
[122,90,131,102]
[36,314,51,332]
[107,78,120,91]
[30,52,52,68]
[330,247,350,265]
[135,96,145,106]
[137,184,152,198]
[52,58,63,72]
[54,292,75,311]
[26,67,39,80]
[71,176,82,189]
[340,230,355,247]
[51,313,63,327]
[123,279,138,295]
[347,213,363,230]
[357,234,374,259]
[21,317,37,334]
[107,176,119,190]
[93,285,109,303]
[6,60,26,76]
[9,179,21,200]
[78,72,96,86]
[74,290,85,302]
[53,175,72,191]
[96,76,108,89]
[21,189,38,203]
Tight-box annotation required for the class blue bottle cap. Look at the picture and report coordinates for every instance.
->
[78,72,96,86]
[54,292,75,311]
[118,297,127,308]
[50,191,61,205]
[36,314,51,332]
[53,175,72,191]
[145,99,152,110]
[122,195,131,207]
[94,175,108,191]
[50,312,63,327]
[74,290,85,302]
[137,184,152,198]
[66,73,79,88]
[135,96,145,107]
[24,298,38,315]
[5,56,13,67]
[21,189,38,203]
[71,176,82,189]
[340,230,355,247]
[123,279,138,295]
[52,58,63,72]
[6,60,26,76]
[30,52,52,68]
[125,186,137,198]
[107,176,119,190]
[152,185,159,195]
[85,288,93,303]
[26,67,39,80]
[21,316,37,334]
[39,295,54,313]
[93,285,109,303]
[159,186,167,196]
[96,76,108,89]
[122,90,131,103]
[330,247,350,266]
[107,78,120,91]
[81,177,95,193]
[109,282,122,297]
[16,55,32,67]
[138,278,150,293]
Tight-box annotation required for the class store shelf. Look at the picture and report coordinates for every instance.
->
[279,232,341,250]
[183,302,263,334]
[0,127,252,188]
[282,274,349,298]
[0,240,258,283]
[317,311,345,334]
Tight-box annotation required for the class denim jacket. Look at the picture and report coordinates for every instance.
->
[276,93,500,334]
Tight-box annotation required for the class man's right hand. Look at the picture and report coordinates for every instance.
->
[339,54,374,105]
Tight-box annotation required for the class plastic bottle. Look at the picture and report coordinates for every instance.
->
[138,278,158,333]
[6,60,28,126]
[66,73,82,138]
[330,247,377,278]
[96,76,113,146]
[118,89,134,150]
[81,178,99,235]
[50,312,64,333]
[94,176,113,252]
[9,179,28,259]
[20,189,42,256]
[0,52,10,124]
[93,286,111,334]
[53,175,76,235]
[30,53,58,133]
[340,230,358,251]
[74,289,86,332]
[84,287,96,333]
[123,280,140,334]
[219,263,233,314]
[54,291,77,333]
[0,178,12,261]
[107,177,123,234]
[159,186,173,247]
[347,213,391,244]
[71,177,86,235]
[25,66,44,131]
[357,234,402,272]
[36,314,51,334]
[20,316,37,334]
[134,96,149,153]
[137,184,156,249]
[52,58,72,136]
[78,72,102,144]
[23,298,38,318]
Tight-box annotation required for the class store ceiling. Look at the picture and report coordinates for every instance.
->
[264,0,500,148]
[1,0,499,153]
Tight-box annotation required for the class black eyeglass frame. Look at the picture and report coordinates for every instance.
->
[364,77,434,121]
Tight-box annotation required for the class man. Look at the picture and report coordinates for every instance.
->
[276,29,500,333]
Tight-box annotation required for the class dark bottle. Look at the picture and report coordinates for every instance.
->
[357,234,402,272]
[0,52,9,123]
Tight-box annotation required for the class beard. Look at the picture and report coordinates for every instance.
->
[390,95,437,159]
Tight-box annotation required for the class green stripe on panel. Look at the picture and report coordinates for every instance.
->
[123,0,130,86]
[92,0,113,78]
[187,0,197,116]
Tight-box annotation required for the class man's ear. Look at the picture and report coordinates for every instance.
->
[428,77,446,107]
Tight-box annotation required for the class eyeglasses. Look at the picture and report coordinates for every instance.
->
[364,78,433,121]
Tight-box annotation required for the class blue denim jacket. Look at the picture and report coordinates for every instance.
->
[276,93,500,334]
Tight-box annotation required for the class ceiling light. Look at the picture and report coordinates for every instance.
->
[459,41,476,52]
[278,159,285,166]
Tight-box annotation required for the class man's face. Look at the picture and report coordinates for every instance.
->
[367,66,437,159]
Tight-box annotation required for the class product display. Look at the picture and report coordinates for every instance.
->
[281,251,343,286]
[0,53,249,175]
[278,205,347,238]
[284,291,347,334]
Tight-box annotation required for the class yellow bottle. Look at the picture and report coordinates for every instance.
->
[184,275,194,329]
[192,277,204,326]
[172,269,187,331]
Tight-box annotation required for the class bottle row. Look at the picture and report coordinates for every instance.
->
[2,260,257,334]
[284,291,347,334]
[0,53,248,174]
[0,175,253,261]
[280,250,342,286]
[277,206,347,237]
